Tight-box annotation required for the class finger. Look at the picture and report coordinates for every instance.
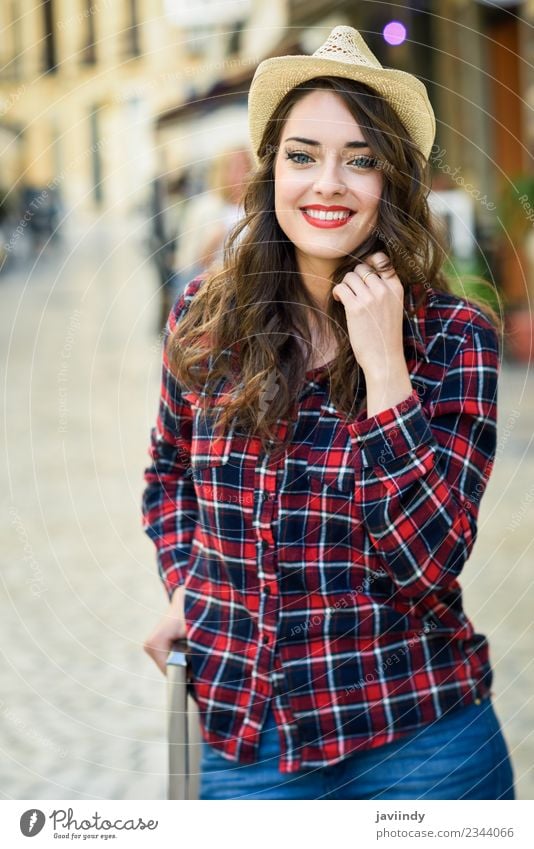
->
[365,251,397,279]
[354,263,383,288]
[332,281,355,303]
[332,274,371,303]
[143,637,170,676]
[363,255,404,302]
[148,646,169,676]
[153,650,169,676]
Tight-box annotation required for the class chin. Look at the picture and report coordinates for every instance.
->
[298,244,353,260]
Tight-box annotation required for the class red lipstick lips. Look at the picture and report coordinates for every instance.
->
[300,205,355,229]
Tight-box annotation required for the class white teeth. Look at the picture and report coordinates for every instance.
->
[303,208,351,221]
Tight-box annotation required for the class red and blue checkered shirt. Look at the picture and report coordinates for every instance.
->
[142,275,500,773]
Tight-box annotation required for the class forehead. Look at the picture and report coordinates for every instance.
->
[280,89,364,142]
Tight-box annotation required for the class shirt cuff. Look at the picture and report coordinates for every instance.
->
[346,387,434,468]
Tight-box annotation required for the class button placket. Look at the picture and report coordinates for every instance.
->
[254,422,288,556]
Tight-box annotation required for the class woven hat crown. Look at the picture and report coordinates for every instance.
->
[312,25,382,69]
[248,25,436,163]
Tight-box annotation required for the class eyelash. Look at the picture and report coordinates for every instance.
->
[284,150,378,169]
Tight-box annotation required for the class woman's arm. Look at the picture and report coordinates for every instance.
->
[141,288,199,601]
[347,321,500,598]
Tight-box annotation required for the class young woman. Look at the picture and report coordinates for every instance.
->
[142,26,515,800]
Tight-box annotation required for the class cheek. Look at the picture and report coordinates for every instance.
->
[359,182,382,217]
[370,175,384,206]
[275,164,307,206]
[273,167,287,208]
[274,178,293,231]
[274,185,286,221]
[275,183,298,219]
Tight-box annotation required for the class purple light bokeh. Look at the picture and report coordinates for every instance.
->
[383,21,407,46]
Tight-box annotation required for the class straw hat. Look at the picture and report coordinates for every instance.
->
[248,25,436,165]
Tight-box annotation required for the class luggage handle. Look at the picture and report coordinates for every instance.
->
[166,638,202,799]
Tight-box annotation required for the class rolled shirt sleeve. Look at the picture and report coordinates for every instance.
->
[347,323,500,598]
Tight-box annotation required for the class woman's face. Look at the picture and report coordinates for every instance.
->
[273,89,383,279]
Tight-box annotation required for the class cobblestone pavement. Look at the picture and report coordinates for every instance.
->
[1,217,532,799]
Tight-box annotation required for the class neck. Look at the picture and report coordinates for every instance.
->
[297,260,335,313]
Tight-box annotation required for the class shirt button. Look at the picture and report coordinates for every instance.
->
[263,586,271,595]
[262,634,270,644]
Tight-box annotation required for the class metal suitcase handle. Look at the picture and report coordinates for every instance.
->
[166,638,202,799]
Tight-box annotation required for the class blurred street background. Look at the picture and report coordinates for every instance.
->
[1,0,533,800]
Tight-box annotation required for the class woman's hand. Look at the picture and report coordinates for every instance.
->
[143,585,186,676]
[332,251,414,415]
[332,251,406,379]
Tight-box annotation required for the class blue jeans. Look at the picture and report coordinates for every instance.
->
[199,696,515,799]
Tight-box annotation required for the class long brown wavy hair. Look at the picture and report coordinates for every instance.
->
[166,76,502,459]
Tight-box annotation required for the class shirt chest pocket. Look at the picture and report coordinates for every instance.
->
[184,394,261,495]
[305,411,355,495]
[187,402,234,481]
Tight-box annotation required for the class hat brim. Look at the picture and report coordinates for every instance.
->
[248,55,436,163]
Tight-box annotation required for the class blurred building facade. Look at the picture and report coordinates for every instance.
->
[1,0,533,308]
[432,0,534,308]
[0,0,245,217]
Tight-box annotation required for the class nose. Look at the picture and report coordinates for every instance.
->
[312,155,348,196]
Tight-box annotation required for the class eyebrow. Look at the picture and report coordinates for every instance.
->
[284,136,371,149]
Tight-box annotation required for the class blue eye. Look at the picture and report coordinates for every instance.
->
[349,155,378,168]
[285,151,312,165]
[285,151,378,168]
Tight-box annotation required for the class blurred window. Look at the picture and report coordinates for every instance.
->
[125,0,141,57]
[42,0,57,73]
[80,0,97,65]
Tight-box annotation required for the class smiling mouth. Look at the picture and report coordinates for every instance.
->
[299,207,355,228]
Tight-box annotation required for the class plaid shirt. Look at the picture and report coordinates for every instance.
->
[142,275,500,773]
